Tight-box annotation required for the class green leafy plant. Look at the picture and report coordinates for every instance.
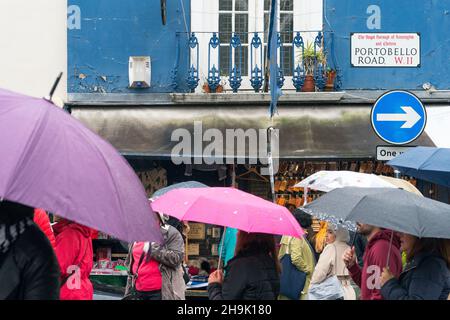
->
[297,42,326,76]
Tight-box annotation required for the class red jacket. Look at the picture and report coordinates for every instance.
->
[132,242,162,292]
[54,219,94,300]
[348,229,403,300]
[33,209,56,249]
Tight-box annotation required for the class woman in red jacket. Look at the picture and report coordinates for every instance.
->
[53,217,94,300]
[126,242,163,300]
[33,209,56,249]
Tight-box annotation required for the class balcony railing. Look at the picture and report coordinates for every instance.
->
[175,31,342,94]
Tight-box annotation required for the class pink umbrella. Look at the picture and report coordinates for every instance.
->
[150,187,304,238]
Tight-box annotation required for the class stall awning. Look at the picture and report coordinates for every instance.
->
[71,105,435,160]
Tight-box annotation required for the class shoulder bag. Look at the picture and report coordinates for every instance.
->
[279,237,308,300]
[308,244,345,300]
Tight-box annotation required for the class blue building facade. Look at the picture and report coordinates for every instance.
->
[68,0,191,94]
[324,0,450,90]
[67,1,450,94]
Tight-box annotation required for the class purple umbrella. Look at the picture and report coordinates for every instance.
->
[0,88,162,243]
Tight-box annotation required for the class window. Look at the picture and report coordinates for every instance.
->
[264,0,293,76]
[219,0,249,77]
[192,1,323,91]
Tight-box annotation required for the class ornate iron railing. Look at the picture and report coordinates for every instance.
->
[179,31,341,93]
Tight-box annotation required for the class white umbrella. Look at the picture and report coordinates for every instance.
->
[294,171,397,192]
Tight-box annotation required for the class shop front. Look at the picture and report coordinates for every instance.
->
[67,101,439,298]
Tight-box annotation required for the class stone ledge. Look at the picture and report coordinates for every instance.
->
[67,90,450,106]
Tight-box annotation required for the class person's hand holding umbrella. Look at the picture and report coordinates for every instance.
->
[343,246,357,268]
[380,267,395,287]
[208,269,224,285]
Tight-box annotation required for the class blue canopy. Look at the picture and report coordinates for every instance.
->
[388,147,450,187]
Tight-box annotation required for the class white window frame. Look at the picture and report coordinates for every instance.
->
[191,0,323,92]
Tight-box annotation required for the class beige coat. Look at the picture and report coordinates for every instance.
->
[310,241,356,300]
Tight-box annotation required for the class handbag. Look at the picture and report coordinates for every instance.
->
[308,245,345,300]
[279,237,307,300]
[122,244,147,300]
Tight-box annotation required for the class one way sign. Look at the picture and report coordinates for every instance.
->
[371,90,427,145]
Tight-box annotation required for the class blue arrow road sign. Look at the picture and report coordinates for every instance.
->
[371,90,427,145]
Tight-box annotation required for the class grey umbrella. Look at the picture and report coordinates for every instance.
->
[304,187,450,239]
[301,188,366,232]
[151,181,209,199]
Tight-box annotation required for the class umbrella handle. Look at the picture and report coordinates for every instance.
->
[350,231,357,248]
[386,230,395,268]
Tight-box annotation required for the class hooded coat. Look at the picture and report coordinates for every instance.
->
[33,209,56,249]
[348,229,403,300]
[54,220,94,300]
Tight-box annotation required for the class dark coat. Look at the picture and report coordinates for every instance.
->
[381,253,450,300]
[208,251,280,300]
[0,224,60,300]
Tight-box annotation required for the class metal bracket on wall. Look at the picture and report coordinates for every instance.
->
[160,0,167,25]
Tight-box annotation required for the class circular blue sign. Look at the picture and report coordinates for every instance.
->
[371,90,427,145]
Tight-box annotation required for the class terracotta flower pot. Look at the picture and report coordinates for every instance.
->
[202,83,211,93]
[302,75,315,92]
[216,85,224,93]
[325,71,336,92]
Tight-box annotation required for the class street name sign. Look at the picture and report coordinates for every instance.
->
[351,33,420,67]
[371,90,426,145]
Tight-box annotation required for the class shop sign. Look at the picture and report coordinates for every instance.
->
[351,33,420,67]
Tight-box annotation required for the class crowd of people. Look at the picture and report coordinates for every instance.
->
[1,200,450,300]
[208,210,450,300]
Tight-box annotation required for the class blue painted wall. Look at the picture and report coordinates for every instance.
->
[324,0,450,90]
[68,0,190,94]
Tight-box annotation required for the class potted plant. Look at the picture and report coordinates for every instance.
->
[301,42,324,92]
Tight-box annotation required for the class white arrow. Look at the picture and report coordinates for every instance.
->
[376,106,421,129]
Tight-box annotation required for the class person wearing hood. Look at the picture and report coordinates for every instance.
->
[380,235,450,300]
[33,209,56,249]
[54,217,94,300]
[343,223,402,300]
[310,225,356,300]
[0,201,60,300]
